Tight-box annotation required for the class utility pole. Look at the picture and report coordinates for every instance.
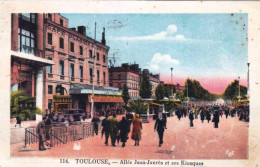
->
[238,76,240,101]
[90,22,97,119]
[247,63,250,97]
[171,67,173,97]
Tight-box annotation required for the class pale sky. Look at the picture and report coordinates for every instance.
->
[62,13,248,94]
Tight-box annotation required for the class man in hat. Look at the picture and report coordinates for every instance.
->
[154,112,166,147]
[101,114,110,146]
[37,116,47,151]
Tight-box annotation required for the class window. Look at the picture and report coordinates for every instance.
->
[18,28,35,54]
[47,33,52,45]
[48,14,52,20]
[19,13,36,24]
[80,46,83,55]
[47,58,52,74]
[59,37,64,49]
[89,68,93,82]
[103,72,106,84]
[60,19,63,26]
[70,42,74,52]
[103,55,106,63]
[70,64,74,78]
[79,66,83,79]
[97,53,99,61]
[48,85,53,94]
[89,50,93,58]
[59,60,64,75]
[48,99,52,110]
[97,70,100,82]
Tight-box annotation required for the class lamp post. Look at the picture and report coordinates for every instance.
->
[247,63,250,97]
[90,22,97,120]
[170,67,173,97]
[238,76,241,101]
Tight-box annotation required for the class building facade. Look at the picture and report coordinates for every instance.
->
[44,13,122,117]
[11,13,123,120]
[11,13,54,121]
[109,63,141,99]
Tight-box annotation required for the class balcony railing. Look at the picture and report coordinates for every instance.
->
[80,79,83,82]
[48,73,53,78]
[60,75,64,80]
[71,77,75,81]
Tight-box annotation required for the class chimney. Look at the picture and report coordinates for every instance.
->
[78,26,86,36]
[101,27,106,45]
[70,27,76,31]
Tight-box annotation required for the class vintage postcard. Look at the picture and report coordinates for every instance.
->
[1,1,260,167]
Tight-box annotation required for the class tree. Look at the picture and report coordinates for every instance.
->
[139,74,152,98]
[10,90,42,121]
[164,84,176,98]
[223,80,247,100]
[175,91,186,101]
[122,84,130,108]
[183,78,217,100]
[128,99,148,115]
[155,84,165,100]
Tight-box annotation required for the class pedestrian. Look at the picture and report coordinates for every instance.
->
[188,109,194,127]
[206,110,211,123]
[154,112,166,147]
[91,114,100,135]
[225,108,229,119]
[108,114,119,147]
[131,114,142,146]
[212,111,220,128]
[118,117,130,147]
[126,111,133,128]
[200,110,205,123]
[37,116,47,151]
[101,114,110,146]
[15,116,22,128]
[45,115,52,141]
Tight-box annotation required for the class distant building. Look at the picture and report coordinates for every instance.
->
[109,63,141,99]
[176,83,184,92]
[142,69,160,98]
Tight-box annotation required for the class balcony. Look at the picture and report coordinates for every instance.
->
[17,45,44,58]
[60,75,64,80]
[80,79,83,82]
[71,77,75,81]
[48,73,53,78]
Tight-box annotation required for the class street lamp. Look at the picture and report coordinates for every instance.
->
[238,76,241,101]
[170,67,173,97]
[247,63,250,97]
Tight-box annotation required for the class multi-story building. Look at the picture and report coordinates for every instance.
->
[44,13,123,117]
[11,13,54,121]
[11,13,123,120]
[142,69,160,98]
[109,63,141,99]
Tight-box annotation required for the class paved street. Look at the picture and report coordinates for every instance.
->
[11,114,248,159]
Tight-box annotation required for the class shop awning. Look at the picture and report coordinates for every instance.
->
[88,95,123,103]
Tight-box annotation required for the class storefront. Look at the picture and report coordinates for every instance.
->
[69,84,123,118]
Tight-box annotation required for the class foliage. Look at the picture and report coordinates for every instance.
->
[183,78,217,100]
[122,84,130,107]
[163,84,176,98]
[10,90,42,121]
[139,74,152,98]
[155,84,165,100]
[164,100,175,112]
[128,99,148,115]
[175,91,186,101]
[223,80,247,100]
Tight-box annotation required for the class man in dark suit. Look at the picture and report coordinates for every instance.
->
[37,116,47,151]
[101,114,110,146]
[154,112,166,147]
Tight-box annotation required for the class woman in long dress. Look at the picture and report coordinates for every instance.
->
[131,114,142,146]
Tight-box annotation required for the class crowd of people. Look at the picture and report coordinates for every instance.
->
[175,104,249,129]
[36,103,249,150]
